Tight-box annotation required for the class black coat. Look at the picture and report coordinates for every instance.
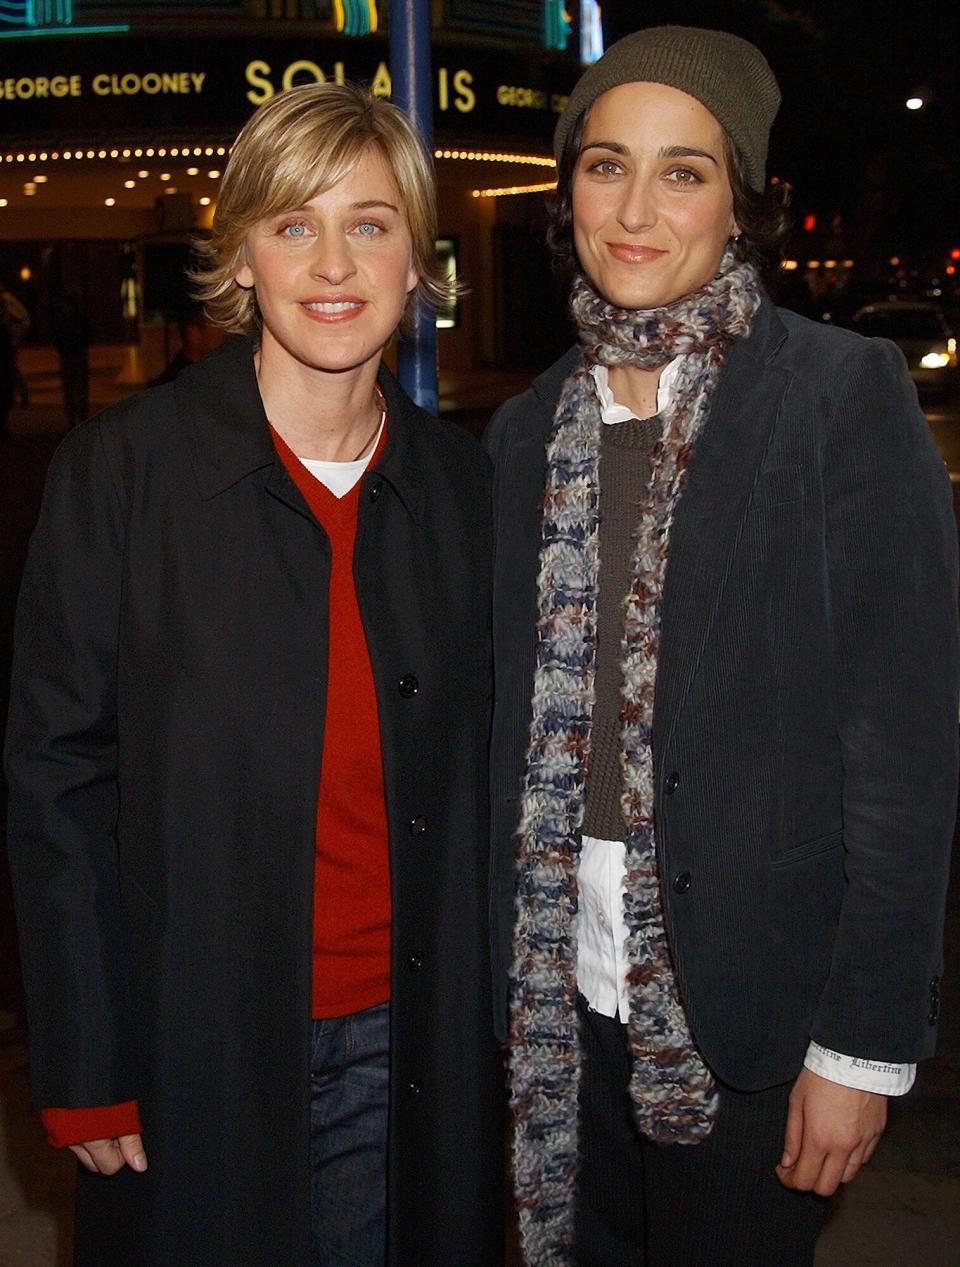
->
[5,336,503,1265]
[485,299,958,1088]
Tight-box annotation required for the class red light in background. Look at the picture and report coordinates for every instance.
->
[947,265,957,276]
[803,214,816,232]
[950,248,960,260]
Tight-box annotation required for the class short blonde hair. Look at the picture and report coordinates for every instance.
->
[193,82,449,337]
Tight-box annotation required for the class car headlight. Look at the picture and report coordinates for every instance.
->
[920,350,951,369]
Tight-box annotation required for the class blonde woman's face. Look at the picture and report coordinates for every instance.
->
[235,145,418,380]
[572,81,737,310]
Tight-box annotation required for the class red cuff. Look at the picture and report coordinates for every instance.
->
[41,1101,142,1148]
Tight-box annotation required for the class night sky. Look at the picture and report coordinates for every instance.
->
[600,1,960,272]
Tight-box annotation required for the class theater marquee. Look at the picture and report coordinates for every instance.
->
[0,34,576,145]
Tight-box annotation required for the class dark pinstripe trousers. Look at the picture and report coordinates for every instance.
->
[574,996,828,1267]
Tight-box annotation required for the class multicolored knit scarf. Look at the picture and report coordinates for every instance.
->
[509,248,761,1266]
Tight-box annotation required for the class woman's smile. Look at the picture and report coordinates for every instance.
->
[300,295,366,320]
[605,242,669,265]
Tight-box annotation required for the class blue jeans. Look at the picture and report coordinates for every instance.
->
[310,1001,390,1267]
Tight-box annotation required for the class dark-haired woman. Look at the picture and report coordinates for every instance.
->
[486,25,958,1267]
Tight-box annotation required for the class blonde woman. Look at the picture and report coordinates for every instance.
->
[6,83,502,1267]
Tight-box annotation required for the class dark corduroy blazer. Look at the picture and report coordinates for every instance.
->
[485,298,958,1089]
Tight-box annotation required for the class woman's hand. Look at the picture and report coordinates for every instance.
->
[69,1133,147,1175]
[776,1068,886,1196]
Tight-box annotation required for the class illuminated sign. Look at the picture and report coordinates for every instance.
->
[334,0,378,35]
[0,35,577,140]
[543,0,571,53]
[0,0,127,37]
[580,0,603,63]
[0,0,72,27]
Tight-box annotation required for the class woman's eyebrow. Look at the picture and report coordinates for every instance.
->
[659,145,719,165]
[579,141,719,166]
[580,140,628,156]
[269,199,401,216]
[352,200,400,212]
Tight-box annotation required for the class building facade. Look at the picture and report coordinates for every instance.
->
[0,1,603,378]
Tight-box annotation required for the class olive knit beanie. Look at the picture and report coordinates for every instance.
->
[554,25,781,191]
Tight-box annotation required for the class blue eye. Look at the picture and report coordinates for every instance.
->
[357,222,380,236]
[282,221,308,237]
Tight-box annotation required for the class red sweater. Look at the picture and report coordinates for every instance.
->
[43,421,391,1147]
[274,423,392,1017]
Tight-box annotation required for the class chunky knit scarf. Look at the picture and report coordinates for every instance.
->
[509,249,761,1266]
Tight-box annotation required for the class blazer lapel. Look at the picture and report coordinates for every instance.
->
[654,301,791,757]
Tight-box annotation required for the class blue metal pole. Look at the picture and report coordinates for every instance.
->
[390,0,438,413]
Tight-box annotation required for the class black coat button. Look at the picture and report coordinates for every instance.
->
[929,980,941,1024]
[369,481,382,502]
[398,674,419,698]
[928,978,940,1024]
[409,815,427,835]
[664,771,680,796]
[672,871,692,894]
[408,955,423,971]
[406,1080,423,1095]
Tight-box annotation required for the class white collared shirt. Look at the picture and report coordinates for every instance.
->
[577,359,914,1097]
[591,359,680,423]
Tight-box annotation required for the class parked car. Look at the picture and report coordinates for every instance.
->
[851,301,958,399]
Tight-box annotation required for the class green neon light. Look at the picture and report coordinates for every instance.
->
[30,1,73,23]
[543,0,571,53]
[0,23,128,37]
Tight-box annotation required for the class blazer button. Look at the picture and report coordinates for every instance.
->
[664,771,680,796]
[409,815,427,835]
[929,980,941,1023]
[672,871,692,895]
[398,674,419,698]
[408,955,423,971]
[406,1080,423,1095]
[369,481,382,502]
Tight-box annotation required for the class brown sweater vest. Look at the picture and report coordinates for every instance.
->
[581,414,661,842]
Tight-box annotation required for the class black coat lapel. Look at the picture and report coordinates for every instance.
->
[654,300,790,757]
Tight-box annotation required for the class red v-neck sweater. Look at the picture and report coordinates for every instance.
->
[43,421,391,1149]
[273,422,392,1018]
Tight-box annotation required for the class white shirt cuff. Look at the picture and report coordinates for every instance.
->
[804,1041,915,1095]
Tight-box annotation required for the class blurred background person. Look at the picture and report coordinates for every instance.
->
[0,315,14,441]
[0,279,30,409]
[148,302,228,387]
[49,292,90,429]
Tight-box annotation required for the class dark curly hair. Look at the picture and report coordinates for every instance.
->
[547,111,791,287]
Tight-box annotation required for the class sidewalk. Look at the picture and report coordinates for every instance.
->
[0,1013,73,1267]
[1,351,958,1266]
[5,959,958,1265]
